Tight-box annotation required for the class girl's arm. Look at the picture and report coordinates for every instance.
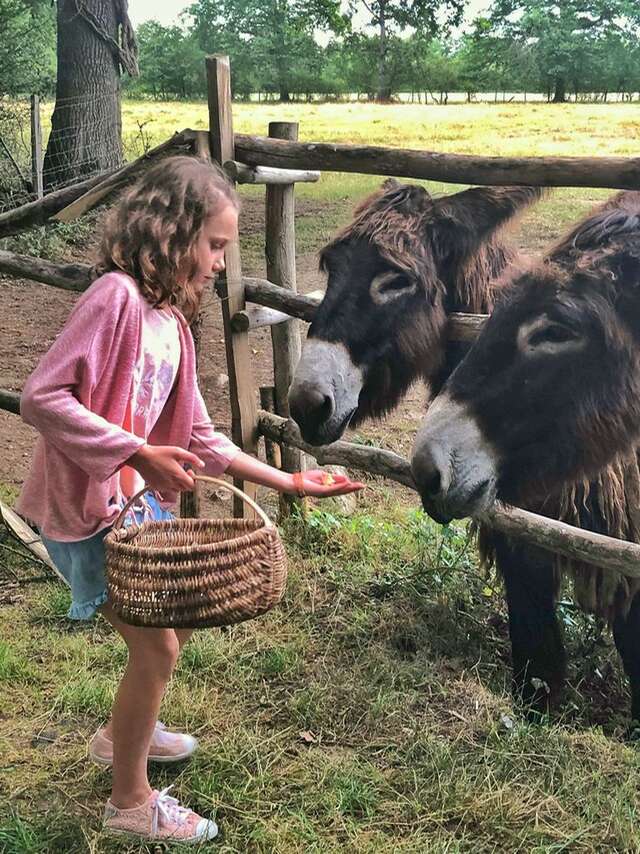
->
[226,451,364,498]
[189,380,363,498]
[20,277,148,482]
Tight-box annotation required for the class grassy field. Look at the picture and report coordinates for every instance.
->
[120,99,639,256]
[3,101,640,851]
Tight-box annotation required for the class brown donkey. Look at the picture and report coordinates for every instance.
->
[412,191,640,723]
[289,182,542,446]
[288,182,589,714]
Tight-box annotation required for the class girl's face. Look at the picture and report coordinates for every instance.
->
[191,203,239,293]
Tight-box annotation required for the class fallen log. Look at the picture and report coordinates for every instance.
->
[53,131,193,222]
[0,172,114,239]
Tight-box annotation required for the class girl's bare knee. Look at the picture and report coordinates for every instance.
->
[127,629,180,680]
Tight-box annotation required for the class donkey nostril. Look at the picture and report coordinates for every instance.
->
[307,388,334,420]
[411,445,448,502]
[319,394,333,419]
[289,383,335,435]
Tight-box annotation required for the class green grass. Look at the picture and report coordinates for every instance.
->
[0,498,637,852]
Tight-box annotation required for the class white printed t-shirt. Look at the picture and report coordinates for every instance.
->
[119,302,181,500]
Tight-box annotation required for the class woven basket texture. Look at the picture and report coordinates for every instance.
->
[105,516,287,628]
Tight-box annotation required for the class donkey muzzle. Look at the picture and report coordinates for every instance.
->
[411,392,499,522]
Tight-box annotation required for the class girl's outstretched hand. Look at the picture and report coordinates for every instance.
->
[293,470,365,498]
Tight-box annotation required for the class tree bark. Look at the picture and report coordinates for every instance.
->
[43,0,137,191]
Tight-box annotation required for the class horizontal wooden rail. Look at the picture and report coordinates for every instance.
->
[256,410,640,577]
[0,253,487,343]
[1,388,639,574]
[223,159,320,185]
[234,134,640,190]
[0,249,89,291]
[240,276,319,321]
[0,390,20,415]
[231,288,324,331]
[241,277,487,341]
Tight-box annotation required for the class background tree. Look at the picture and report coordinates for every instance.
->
[131,21,205,100]
[488,0,640,103]
[42,0,138,191]
[188,0,346,102]
[330,33,379,100]
[347,0,465,101]
[187,0,259,98]
[0,0,55,97]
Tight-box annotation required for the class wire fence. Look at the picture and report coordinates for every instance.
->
[0,91,157,215]
[0,98,33,214]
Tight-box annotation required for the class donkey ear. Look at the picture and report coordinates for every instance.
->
[382,182,431,215]
[430,186,544,266]
[606,245,640,340]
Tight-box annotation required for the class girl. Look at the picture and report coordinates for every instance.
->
[17,155,362,845]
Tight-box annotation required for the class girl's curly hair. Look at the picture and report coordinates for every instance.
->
[94,155,239,321]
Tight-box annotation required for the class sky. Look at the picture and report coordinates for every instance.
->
[128,0,492,32]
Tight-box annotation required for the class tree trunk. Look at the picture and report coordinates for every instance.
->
[376,1,391,102]
[552,75,566,103]
[43,0,137,191]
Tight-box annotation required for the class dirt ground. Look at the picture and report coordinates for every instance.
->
[0,196,426,502]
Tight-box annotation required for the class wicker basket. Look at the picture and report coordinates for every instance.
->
[104,476,287,628]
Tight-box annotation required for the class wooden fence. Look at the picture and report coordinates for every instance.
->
[2,54,640,574]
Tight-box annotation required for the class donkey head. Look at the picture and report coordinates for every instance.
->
[288,181,542,446]
[411,192,640,523]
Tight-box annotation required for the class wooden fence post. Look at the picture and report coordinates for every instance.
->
[30,95,43,200]
[182,130,213,519]
[265,121,304,516]
[206,55,259,517]
[259,386,281,470]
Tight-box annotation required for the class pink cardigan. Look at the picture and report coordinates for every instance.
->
[17,272,240,541]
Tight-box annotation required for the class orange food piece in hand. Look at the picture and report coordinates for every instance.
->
[321,472,335,485]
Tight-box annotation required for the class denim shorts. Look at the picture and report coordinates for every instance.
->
[41,493,174,621]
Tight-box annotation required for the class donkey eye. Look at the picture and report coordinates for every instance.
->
[528,325,577,347]
[370,271,417,304]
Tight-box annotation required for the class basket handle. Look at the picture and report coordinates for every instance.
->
[112,475,273,532]
[193,475,272,527]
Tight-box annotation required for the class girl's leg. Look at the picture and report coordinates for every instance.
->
[99,603,181,808]
[100,627,194,741]
[175,628,195,650]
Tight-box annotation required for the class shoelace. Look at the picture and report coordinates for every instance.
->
[151,785,193,834]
